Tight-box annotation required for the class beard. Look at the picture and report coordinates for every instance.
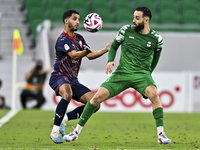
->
[68,21,78,31]
[134,21,145,32]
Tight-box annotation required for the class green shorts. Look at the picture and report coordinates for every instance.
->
[100,71,156,99]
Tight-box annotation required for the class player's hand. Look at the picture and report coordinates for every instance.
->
[105,42,112,52]
[83,45,92,54]
[105,61,116,74]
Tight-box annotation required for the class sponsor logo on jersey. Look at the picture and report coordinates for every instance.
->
[147,41,151,47]
[129,36,135,39]
[64,44,69,50]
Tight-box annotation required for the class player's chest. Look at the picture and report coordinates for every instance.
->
[124,32,157,50]
[69,38,83,52]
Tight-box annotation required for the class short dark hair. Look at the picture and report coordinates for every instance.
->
[135,6,152,20]
[63,10,79,23]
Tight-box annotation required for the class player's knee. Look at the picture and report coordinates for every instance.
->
[61,92,72,101]
[91,94,102,106]
[151,90,158,98]
[148,91,159,104]
[145,86,158,99]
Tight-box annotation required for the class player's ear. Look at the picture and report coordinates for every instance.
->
[144,17,149,23]
[65,19,68,24]
[147,18,150,23]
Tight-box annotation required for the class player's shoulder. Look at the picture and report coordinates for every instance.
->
[74,32,82,37]
[57,33,69,43]
[117,25,133,36]
[150,29,162,38]
[75,32,84,40]
[119,24,132,31]
[150,29,163,42]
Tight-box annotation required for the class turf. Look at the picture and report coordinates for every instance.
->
[0,109,9,118]
[0,109,200,150]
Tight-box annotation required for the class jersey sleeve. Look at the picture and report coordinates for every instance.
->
[55,38,75,53]
[150,34,163,73]
[115,25,129,43]
[107,38,121,63]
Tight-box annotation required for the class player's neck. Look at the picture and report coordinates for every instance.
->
[139,26,150,34]
[64,27,74,37]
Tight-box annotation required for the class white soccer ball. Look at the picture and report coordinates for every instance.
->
[83,13,103,33]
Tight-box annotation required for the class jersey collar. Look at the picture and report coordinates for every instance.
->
[62,31,76,39]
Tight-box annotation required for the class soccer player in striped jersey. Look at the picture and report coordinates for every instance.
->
[49,10,111,143]
[65,7,171,145]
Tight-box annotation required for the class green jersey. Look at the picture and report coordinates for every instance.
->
[108,25,163,73]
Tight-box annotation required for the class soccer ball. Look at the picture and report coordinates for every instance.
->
[83,13,103,33]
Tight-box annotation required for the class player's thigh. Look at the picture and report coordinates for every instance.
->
[49,73,70,96]
[131,73,156,98]
[100,73,130,98]
[91,87,110,104]
[58,83,73,101]
[145,85,158,99]
[79,91,94,104]
[71,81,91,103]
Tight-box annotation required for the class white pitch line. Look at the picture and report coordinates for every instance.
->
[0,109,19,128]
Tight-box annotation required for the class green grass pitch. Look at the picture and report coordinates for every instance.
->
[0,109,200,150]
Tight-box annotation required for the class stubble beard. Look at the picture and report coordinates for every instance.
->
[68,21,78,31]
[134,21,145,32]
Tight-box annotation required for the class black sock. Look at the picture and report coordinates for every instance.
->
[54,98,69,126]
[67,105,85,120]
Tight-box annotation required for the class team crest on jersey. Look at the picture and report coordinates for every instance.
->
[147,42,151,47]
[64,44,70,50]
[79,41,83,48]
[63,76,69,82]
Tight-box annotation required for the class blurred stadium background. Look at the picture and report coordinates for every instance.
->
[0,0,200,112]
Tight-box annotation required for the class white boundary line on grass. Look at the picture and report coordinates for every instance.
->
[0,109,19,128]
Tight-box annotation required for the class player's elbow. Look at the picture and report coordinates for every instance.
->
[68,50,81,60]
[87,52,100,60]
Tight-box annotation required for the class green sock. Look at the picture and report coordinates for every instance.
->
[153,107,164,127]
[78,101,97,127]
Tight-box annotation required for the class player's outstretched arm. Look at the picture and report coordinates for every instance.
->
[86,42,112,60]
[67,47,92,60]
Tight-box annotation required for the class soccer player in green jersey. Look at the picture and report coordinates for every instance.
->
[64,6,171,144]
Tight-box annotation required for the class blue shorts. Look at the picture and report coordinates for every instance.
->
[49,72,91,101]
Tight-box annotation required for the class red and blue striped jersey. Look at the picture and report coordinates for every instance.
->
[53,31,89,78]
